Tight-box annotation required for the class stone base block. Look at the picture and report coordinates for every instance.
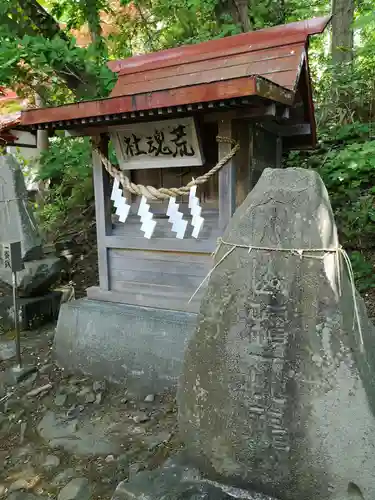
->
[0,257,66,297]
[0,291,62,333]
[111,455,278,500]
[54,299,198,395]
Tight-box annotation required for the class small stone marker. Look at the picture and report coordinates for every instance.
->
[178,168,375,500]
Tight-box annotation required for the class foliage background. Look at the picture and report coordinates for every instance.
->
[0,0,374,293]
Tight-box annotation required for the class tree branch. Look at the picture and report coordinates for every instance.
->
[13,0,99,97]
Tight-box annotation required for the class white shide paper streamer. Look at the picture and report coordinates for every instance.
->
[111,178,130,223]
[189,185,204,238]
[167,197,188,239]
[138,196,157,239]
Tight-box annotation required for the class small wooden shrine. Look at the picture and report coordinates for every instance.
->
[19,17,329,316]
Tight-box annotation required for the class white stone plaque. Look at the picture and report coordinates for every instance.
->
[110,117,204,170]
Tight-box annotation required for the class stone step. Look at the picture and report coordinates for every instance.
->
[0,291,62,332]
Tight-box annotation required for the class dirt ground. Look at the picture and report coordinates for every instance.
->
[0,326,181,500]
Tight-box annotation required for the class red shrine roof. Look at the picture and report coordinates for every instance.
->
[108,16,328,94]
[0,88,22,145]
[19,16,330,148]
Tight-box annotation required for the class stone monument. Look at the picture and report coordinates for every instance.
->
[0,154,65,330]
[178,168,375,500]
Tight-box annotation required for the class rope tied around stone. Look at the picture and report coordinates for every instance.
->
[189,238,365,353]
[95,136,240,201]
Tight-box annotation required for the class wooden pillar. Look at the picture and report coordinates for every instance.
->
[35,94,49,153]
[218,120,236,231]
[234,119,252,207]
[92,135,112,290]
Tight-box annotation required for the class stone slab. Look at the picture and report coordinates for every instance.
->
[0,257,66,297]
[0,291,62,332]
[54,299,197,395]
[111,455,279,500]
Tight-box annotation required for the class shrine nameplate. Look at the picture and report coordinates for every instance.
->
[110,117,204,170]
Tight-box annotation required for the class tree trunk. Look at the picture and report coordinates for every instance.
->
[231,0,252,32]
[331,0,354,66]
[84,0,103,48]
[214,0,252,33]
[278,0,286,25]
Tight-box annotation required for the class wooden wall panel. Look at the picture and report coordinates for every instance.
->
[107,248,212,312]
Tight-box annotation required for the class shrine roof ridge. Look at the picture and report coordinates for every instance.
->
[108,16,330,76]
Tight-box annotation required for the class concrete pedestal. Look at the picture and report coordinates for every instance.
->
[54,299,197,396]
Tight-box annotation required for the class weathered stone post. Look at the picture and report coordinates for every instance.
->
[0,154,65,329]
